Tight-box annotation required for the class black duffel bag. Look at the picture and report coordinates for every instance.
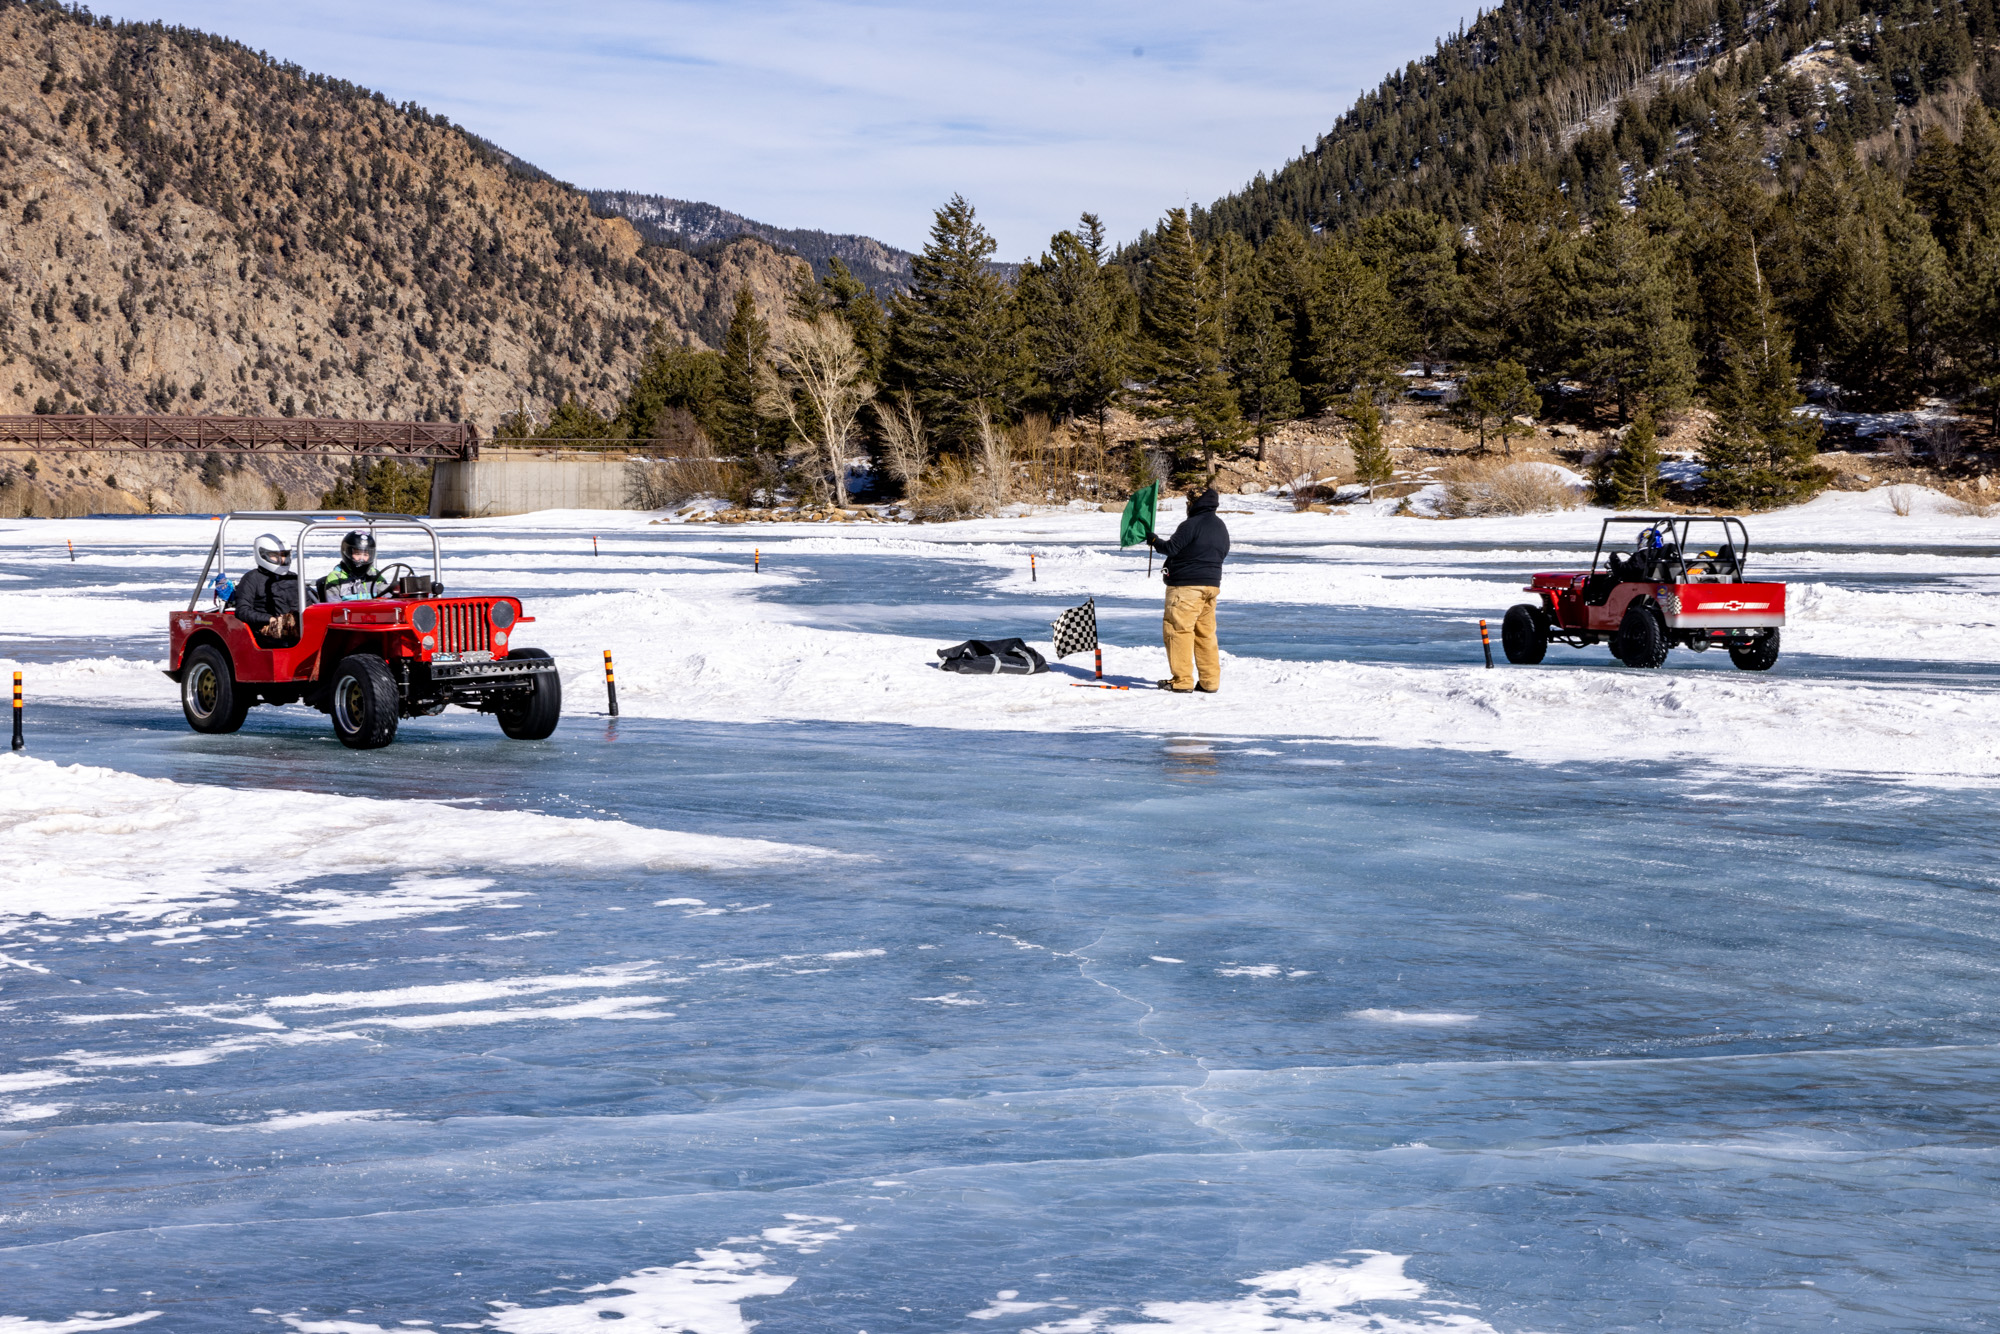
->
[936,638,1048,675]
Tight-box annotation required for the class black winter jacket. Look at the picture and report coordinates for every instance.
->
[229,567,300,632]
[1147,489,1231,586]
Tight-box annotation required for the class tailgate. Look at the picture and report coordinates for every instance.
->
[1660,583,1786,628]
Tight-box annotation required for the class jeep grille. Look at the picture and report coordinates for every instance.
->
[437,600,493,655]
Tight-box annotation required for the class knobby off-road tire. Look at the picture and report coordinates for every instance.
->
[1615,600,1670,669]
[181,644,251,734]
[1729,629,1781,671]
[1501,604,1548,665]
[330,653,400,749]
[497,648,561,741]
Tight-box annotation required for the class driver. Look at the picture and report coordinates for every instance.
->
[229,533,300,645]
[312,530,388,603]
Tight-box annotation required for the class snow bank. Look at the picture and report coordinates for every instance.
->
[515,585,2000,782]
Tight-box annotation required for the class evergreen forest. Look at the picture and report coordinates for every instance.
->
[547,0,2000,512]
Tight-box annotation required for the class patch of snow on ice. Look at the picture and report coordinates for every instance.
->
[0,1313,159,1331]
[330,995,670,1030]
[264,965,664,1012]
[483,1249,796,1334]
[725,1214,856,1254]
[252,1109,398,1132]
[1065,1252,1498,1333]
[1350,1010,1480,1025]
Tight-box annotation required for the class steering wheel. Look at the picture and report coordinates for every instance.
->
[374,562,416,595]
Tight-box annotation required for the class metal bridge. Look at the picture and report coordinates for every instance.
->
[0,415,479,460]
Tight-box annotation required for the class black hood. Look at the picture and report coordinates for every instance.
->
[1188,489,1220,515]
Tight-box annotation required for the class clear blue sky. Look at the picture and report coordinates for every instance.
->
[120,0,1480,258]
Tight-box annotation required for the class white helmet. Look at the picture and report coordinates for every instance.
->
[253,532,292,575]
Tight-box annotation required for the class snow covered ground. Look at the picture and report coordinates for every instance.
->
[2,495,1997,1331]
[6,489,1997,781]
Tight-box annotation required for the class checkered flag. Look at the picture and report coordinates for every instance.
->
[1050,599,1097,659]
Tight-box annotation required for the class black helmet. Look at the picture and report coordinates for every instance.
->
[340,530,376,571]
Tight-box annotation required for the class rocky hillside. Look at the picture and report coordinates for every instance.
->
[0,1,808,436]
[589,190,912,295]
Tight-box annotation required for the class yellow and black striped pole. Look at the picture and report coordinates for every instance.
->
[10,671,21,750]
[603,649,619,717]
[1480,619,1494,669]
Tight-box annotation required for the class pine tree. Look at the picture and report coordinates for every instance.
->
[1609,411,1662,508]
[1560,209,1696,421]
[1460,361,1540,455]
[1342,391,1393,493]
[1016,213,1127,429]
[1699,319,1826,509]
[1303,239,1406,409]
[818,259,889,385]
[615,323,724,443]
[1355,209,1462,372]
[1455,172,1567,371]
[1137,207,1241,474]
[1257,219,1318,393]
[887,195,1022,452]
[714,289,787,465]
[543,395,612,441]
[1951,226,2000,431]
[1220,235,1300,449]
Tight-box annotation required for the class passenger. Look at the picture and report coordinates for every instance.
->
[312,530,387,603]
[229,532,300,645]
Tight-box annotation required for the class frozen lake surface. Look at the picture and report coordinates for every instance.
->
[4,501,1999,1331]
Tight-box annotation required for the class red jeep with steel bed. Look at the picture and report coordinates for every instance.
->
[1503,515,1787,671]
[167,511,562,748]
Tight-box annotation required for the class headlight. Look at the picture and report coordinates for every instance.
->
[489,601,517,630]
[493,631,509,649]
[412,604,437,633]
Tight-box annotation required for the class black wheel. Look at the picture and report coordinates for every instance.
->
[329,653,400,749]
[1614,599,1670,669]
[1501,604,1547,665]
[1728,629,1781,671]
[181,643,251,734]
[497,648,561,740]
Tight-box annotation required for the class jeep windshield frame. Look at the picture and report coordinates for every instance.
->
[1588,515,1752,584]
[186,510,443,612]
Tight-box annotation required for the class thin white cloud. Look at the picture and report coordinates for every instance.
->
[112,0,1481,254]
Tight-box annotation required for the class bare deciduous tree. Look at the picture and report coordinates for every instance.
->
[874,389,929,492]
[757,314,876,506]
[973,404,1013,510]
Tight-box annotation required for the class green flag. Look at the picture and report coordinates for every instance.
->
[1119,481,1159,548]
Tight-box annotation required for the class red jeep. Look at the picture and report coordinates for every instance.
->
[1503,516,1786,671]
[167,511,562,748]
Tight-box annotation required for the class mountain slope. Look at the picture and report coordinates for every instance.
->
[0,2,808,433]
[1195,0,1999,243]
[589,190,912,295]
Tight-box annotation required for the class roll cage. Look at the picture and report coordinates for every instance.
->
[1590,515,1753,585]
[186,511,444,611]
